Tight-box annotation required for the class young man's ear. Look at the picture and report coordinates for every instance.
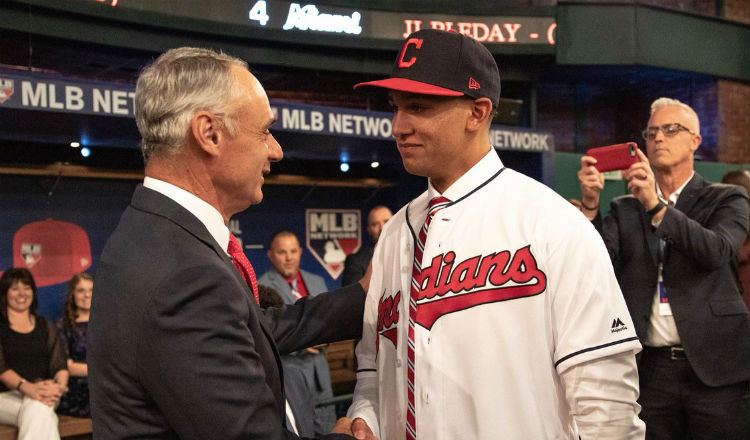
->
[191,111,222,156]
[466,97,494,132]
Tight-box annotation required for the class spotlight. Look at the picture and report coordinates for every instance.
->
[340,162,350,172]
[370,161,380,168]
[80,147,91,158]
[70,141,80,148]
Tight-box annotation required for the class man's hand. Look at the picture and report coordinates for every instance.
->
[621,149,662,216]
[331,417,378,439]
[578,155,604,218]
[331,417,353,434]
[351,418,377,440]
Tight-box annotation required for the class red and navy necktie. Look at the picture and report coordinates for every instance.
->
[406,196,451,440]
[227,234,259,304]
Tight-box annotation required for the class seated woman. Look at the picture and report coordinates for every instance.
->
[57,272,92,418]
[0,268,68,440]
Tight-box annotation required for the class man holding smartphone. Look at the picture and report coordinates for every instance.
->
[578,97,750,439]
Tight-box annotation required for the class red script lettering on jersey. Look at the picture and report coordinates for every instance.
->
[377,291,401,351]
[416,245,547,329]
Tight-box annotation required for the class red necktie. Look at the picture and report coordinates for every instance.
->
[406,196,451,440]
[227,234,259,304]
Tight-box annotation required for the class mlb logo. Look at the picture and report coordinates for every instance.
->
[21,242,42,268]
[0,78,14,104]
[306,209,362,279]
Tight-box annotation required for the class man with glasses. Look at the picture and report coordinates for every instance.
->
[578,97,750,439]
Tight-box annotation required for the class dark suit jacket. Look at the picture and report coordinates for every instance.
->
[594,173,750,387]
[341,246,373,287]
[88,185,364,440]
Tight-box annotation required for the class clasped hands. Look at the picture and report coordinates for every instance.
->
[332,417,377,440]
[24,379,67,407]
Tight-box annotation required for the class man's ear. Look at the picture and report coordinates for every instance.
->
[466,98,493,132]
[190,111,222,156]
[690,132,702,153]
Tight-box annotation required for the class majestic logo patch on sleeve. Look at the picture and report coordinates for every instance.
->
[415,245,547,329]
[376,291,401,352]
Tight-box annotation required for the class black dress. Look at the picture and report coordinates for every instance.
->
[57,321,90,418]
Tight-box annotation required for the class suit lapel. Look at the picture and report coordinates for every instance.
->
[131,185,275,338]
[674,173,705,215]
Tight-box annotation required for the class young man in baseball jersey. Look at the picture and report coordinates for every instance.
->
[346,29,646,440]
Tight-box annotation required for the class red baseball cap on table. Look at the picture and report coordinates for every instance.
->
[12,219,92,287]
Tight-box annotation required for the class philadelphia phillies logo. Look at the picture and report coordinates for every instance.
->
[415,245,547,329]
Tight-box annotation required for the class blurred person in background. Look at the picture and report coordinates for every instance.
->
[0,268,68,440]
[259,230,337,436]
[57,272,93,418]
[342,206,392,286]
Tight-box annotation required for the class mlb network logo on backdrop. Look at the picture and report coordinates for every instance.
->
[306,209,361,279]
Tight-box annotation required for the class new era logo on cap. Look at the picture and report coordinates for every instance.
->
[354,29,500,106]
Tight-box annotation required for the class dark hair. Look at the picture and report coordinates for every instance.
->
[0,268,39,323]
[257,285,285,309]
[721,170,750,196]
[267,230,298,249]
[62,272,94,332]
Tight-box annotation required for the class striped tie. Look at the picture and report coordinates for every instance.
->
[406,196,451,440]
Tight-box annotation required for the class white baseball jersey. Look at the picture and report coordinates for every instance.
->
[348,149,641,440]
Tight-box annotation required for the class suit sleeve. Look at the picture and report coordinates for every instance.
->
[263,282,366,354]
[137,263,353,440]
[656,187,749,271]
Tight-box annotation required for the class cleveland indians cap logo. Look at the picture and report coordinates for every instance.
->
[397,38,423,68]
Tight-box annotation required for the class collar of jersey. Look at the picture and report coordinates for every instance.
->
[427,147,504,204]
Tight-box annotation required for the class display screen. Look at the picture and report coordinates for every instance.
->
[81,0,556,46]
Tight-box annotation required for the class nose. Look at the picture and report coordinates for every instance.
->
[268,133,283,162]
[652,127,666,143]
[391,111,412,140]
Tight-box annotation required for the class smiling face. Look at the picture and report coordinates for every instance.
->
[645,105,701,174]
[73,278,93,313]
[213,66,282,215]
[6,281,34,315]
[267,233,302,278]
[389,91,489,192]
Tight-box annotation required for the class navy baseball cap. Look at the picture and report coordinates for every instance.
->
[354,29,501,106]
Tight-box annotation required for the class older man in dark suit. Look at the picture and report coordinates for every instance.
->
[579,97,750,439]
[88,47,373,440]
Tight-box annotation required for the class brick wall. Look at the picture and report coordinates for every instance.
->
[717,80,750,163]
[723,0,750,23]
[536,74,722,159]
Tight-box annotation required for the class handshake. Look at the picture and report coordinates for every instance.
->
[332,417,377,440]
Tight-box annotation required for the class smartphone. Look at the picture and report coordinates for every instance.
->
[586,142,638,172]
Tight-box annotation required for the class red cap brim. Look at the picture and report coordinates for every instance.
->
[353,78,464,96]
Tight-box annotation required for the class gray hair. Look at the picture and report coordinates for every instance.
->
[649,97,701,135]
[135,47,248,163]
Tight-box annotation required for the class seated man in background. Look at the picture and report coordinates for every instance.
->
[259,230,337,436]
[342,206,392,286]
[579,97,750,439]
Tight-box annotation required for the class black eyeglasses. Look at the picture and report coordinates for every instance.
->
[641,123,696,141]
